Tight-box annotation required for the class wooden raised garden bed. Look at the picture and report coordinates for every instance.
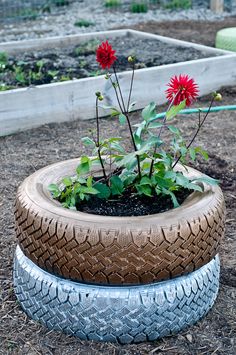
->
[0,29,236,136]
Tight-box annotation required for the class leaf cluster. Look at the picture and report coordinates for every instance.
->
[49,99,217,210]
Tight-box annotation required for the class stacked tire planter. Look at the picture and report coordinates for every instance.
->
[14,158,226,344]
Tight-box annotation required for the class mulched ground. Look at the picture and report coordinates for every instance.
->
[0,19,236,355]
[123,17,236,47]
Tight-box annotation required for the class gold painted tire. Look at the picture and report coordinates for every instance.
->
[15,158,225,285]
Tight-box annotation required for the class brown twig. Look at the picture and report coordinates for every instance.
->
[113,65,126,113]
[149,91,180,178]
[95,96,107,181]
[172,96,215,169]
[110,66,141,179]
[127,61,135,112]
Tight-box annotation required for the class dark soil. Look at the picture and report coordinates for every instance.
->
[78,187,190,216]
[0,36,219,89]
[0,18,236,355]
[123,17,236,47]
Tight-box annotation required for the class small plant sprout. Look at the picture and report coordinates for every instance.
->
[104,0,121,8]
[130,2,148,13]
[49,40,222,211]
[74,19,95,28]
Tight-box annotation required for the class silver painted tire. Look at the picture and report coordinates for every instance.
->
[14,246,220,344]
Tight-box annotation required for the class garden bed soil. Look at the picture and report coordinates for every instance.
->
[0,36,220,90]
[0,85,236,354]
[77,186,190,216]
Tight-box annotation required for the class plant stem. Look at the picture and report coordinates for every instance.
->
[172,96,215,169]
[110,67,141,179]
[127,62,135,112]
[95,97,107,181]
[148,92,179,178]
[109,76,123,114]
[113,65,126,113]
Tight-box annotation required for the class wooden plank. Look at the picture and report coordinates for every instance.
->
[127,29,230,55]
[0,28,228,56]
[1,54,236,137]
[210,0,224,13]
[0,29,129,55]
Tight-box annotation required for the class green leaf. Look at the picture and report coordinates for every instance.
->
[94,183,111,199]
[142,102,156,121]
[62,177,73,187]
[36,60,44,68]
[159,151,173,168]
[136,184,152,197]
[180,146,188,156]
[175,173,190,187]
[133,132,143,148]
[128,101,137,112]
[167,125,180,135]
[166,100,186,120]
[141,161,151,171]
[187,182,203,192]
[195,147,209,160]
[87,176,93,187]
[48,183,61,198]
[120,171,136,187]
[77,177,87,184]
[192,176,219,186]
[79,192,85,200]
[155,186,161,195]
[62,202,69,208]
[111,109,121,117]
[119,113,126,125]
[48,70,59,77]
[110,176,124,196]
[154,176,174,189]
[139,176,152,186]
[100,104,119,111]
[148,122,163,129]
[110,141,126,154]
[69,196,76,208]
[162,188,179,208]
[116,151,137,170]
[136,136,162,155]
[81,137,96,146]
[80,186,99,195]
[107,137,122,143]
[189,147,196,161]
[81,156,90,164]
[76,156,91,175]
[62,176,73,187]
[164,171,176,180]
[73,182,81,194]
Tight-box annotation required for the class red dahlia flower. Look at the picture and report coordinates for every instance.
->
[165,74,199,107]
[96,40,117,69]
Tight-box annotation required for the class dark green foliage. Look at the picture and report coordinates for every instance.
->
[74,40,100,56]
[104,0,121,8]
[51,0,70,7]
[50,99,217,210]
[74,19,95,28]
[130,2,148,13]
[17,8,39,20]
[164,0,192,10]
